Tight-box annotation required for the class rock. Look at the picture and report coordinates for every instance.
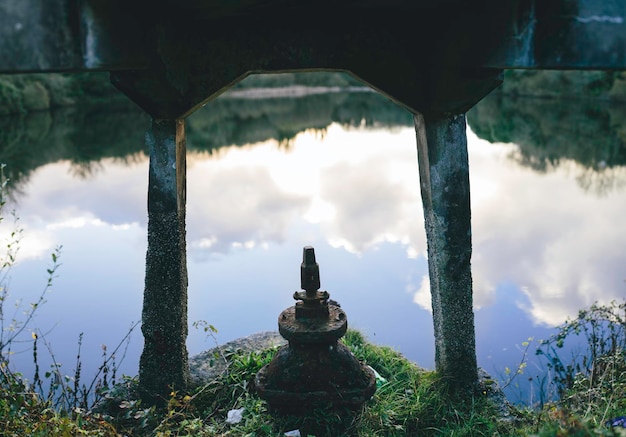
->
[477,368,518,424]
[189,331,286,385]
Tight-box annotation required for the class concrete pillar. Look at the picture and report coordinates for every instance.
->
[139,119,189,402]
[414,112,477,389]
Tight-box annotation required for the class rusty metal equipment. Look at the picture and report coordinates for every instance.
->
[254,246,376,412]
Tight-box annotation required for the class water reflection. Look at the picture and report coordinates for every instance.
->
[466,132,623,326]
[467,93,626,195]
[0,105,149,194]
[0,83,624,405]
[186,127,423,258]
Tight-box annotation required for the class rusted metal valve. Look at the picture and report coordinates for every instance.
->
[294,246,329,319]
[254,246,376,413]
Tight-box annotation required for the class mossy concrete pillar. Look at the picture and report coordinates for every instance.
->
[140,119,189,402]
[414,112,477,389]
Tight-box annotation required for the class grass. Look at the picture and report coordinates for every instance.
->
[6,328,620,437]
[83,330,521,437]
[1,321,625,436]
[533,300,626,434]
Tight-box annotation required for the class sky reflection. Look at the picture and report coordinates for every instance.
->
[466,130,626,325]
[1,122,624,395]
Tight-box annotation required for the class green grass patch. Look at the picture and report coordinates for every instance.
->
[87,330,528,436]
[2,326,625,436]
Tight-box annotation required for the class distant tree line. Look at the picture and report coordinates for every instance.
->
[493,70,626,102]
[0,72,126,115]
[0,71,362,116]
[1,69,625,117]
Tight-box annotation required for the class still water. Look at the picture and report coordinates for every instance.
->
[1,80,624,405]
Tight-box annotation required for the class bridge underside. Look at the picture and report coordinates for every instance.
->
[2,0,625,116]
[1,0,623,401]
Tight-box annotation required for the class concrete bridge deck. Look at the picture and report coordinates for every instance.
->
[2,0,625,116]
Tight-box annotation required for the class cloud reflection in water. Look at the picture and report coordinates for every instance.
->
[466,130,625,326]
[1,122,624,380]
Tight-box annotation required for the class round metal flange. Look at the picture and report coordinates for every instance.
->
[278,304,347,343]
